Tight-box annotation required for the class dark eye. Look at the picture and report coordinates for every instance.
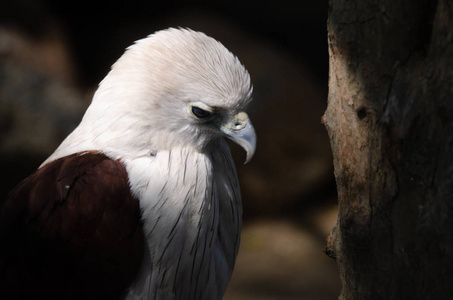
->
[191,106,211,118]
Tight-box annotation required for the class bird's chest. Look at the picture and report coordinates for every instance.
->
[125,145,242,299]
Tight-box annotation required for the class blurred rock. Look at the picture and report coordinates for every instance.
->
[0,26,77,84]
[0,26,89,198]
[237,43,333,215]
[225,209,340,300]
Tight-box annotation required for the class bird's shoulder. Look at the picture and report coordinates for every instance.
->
[0,151,145,299]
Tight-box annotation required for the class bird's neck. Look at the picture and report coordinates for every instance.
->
[124,141,242,299]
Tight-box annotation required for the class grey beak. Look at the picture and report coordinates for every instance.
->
[220,112,256,164]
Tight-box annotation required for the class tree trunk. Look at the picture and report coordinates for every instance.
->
[323,0,453,299]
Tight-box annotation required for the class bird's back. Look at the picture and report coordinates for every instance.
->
[0,152,144,299]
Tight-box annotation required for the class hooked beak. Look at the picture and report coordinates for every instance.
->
[220,112,256,164]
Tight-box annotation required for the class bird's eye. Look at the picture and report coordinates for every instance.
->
[191,106,211,118]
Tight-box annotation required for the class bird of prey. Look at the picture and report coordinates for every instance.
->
[0,28,256,300]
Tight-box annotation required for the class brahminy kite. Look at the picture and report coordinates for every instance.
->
[0,28,256,300]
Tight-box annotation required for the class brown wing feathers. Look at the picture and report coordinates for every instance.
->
[0,152,144,299]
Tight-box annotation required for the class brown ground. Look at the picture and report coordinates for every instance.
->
[226,203,341,300]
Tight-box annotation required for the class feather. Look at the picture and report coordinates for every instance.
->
[0,152,144,299]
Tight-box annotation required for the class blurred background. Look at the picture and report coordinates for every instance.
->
[0,1,340,299]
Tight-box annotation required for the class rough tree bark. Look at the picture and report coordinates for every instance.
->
[323,0,453,299]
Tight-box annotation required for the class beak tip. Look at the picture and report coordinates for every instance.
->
[243,148,255,164]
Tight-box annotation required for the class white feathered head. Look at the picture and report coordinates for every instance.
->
[46,28,256,163]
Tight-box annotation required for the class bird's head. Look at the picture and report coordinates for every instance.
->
[78,28,256,163]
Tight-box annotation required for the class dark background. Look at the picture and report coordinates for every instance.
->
[0,1,340,299]
[1,1,329,87]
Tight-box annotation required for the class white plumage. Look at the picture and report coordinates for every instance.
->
[42,28,256,299]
